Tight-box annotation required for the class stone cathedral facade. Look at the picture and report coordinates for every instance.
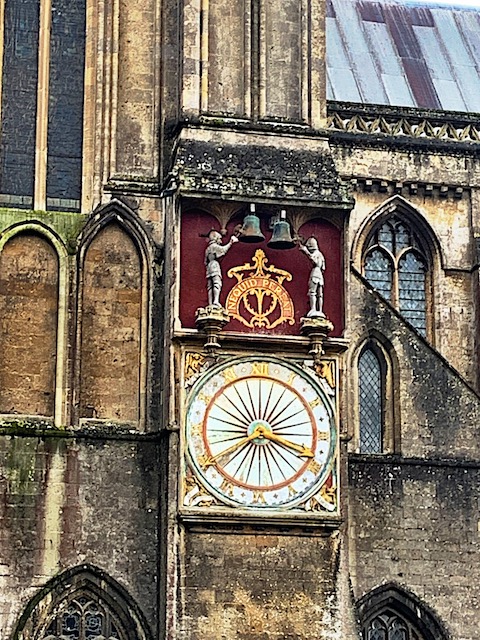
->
[1,0,479,638]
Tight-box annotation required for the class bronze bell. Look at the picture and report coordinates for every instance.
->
[267,210,295,249]
[238,204,265,243]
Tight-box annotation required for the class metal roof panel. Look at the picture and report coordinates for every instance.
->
[327,0,480,112]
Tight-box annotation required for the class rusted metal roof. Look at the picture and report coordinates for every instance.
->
[326,0,480,111]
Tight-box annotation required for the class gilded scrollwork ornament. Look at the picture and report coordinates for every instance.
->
[185,352,206,387]
[225,249,294,329]
[184,468,219,508]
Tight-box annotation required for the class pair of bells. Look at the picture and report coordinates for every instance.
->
[238,205,295,249]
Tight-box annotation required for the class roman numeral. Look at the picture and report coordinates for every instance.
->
[223,367,237,383]
[252,490,267,504]
[252,362,269,376]
[220,479,234,496]
[308,459,321,475]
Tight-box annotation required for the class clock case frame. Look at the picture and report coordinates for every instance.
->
[179,350,342,527]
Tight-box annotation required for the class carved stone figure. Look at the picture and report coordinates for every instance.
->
[299,236,326,317]
[205,230,238,307]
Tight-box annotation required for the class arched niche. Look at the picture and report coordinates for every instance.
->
[78,222,143,423]
[0,229,63,417]
[75,200,156,429]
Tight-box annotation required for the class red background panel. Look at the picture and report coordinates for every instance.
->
[179,209,344,336]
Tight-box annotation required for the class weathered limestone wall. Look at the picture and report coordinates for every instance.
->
[0,435,159,639]
[333,143,480,384]
[207,0,248,116]
[348,275,480,459]
[345,276,480,638]
[178,528,347,640]
[181,0,326,126]
[348,458,480,640]
[115,0,160,177]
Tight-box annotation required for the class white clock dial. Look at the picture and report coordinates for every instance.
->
[186,357,336,509]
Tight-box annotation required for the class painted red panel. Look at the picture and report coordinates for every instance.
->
[179,209,344,337]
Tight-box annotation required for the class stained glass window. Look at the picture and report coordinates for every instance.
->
[359,347,384,453]
[363,215,429,337]
[46,0,86,210]
[42,595,125,640]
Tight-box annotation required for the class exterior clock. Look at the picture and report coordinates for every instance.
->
[185,357,336,509]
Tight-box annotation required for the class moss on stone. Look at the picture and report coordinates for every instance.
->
[0,207,87,252]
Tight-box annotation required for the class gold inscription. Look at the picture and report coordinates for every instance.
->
[199,454,215,470]
[191,423,202,437]
[226,250,295,330]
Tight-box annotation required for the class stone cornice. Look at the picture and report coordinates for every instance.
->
[327,101,480,151]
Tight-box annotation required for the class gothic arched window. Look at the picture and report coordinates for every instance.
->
[13,567,151,640]
[358,345,385,454]
[40,593,127,640]
[358,585,449,640]
[363,215,429,337]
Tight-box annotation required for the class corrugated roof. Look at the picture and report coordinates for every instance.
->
[326,0,480,111]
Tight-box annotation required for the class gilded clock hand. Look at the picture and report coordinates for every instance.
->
[202,428,261,468]
[256,426,314,458]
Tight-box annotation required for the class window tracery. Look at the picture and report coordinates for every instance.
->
[363,215,429,337]
[40,593,126,640]
[358,584,449,640]
[363,609,422,640]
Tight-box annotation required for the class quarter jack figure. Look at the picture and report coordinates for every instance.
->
[205,230,238,307]
[300,236,326,318]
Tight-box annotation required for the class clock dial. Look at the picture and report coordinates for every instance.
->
[186,357,336,509]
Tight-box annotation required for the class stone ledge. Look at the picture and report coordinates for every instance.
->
[0,415,164,441]
[174,130,353,207]
[179,508,343,534]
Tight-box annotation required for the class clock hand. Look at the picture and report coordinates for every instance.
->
[202,428,261,468]
[256,426,314,458]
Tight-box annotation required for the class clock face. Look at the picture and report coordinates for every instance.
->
[185,357,336,509]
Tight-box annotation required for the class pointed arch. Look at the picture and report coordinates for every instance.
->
[0,222,69,425]
[75,200,159,430]
[351,195,442,271]
[77,199,159,267]
[352,197,440,340]
[12,565,153,640]
[357,583,451,640]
